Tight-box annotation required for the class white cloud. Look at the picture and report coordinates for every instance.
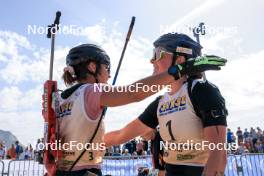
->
[202,33,232,52]
[165,0,226,34]
[0,31,69,85]
[0,87,22,111]
[0,24,153,144]
[82,23,106,44]
[0,31,68,144]
[0,84,43,112]
[0,111,43,145]
[206,49,264,131]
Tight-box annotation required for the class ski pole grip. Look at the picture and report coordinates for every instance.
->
[54,11,61,25]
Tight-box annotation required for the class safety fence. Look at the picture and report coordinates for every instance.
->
[102,154,264,176]
[226,154,264,176]
[0,154,263,176]
[0,160,4,176]
[102,155,153,176]
[1,159,44,176]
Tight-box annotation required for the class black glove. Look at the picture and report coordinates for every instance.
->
[168,55,227,80]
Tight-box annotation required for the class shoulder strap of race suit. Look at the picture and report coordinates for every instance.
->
[187,78,202,118]
[68,108,106,172]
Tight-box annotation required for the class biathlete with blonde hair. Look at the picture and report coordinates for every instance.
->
[105,33,228,176]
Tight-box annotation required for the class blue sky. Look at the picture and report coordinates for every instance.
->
[0,0,263,146]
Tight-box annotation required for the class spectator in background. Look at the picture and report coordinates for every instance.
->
[248,144,254,153]
[15,141,23,159]
[255,140,263,153]
[132,151,138,156]
[113,145,121,155]
[35,139,42,162]
[24,145,33,160]
[136,139,144,156]
[261,131,264,142]
[112,148,121,157]
[38,138,44,164]
[141,134,151,155]
[231,132,236,143]
[236,127,243,144]
[29,144,33,159]
[124,140,132,154]
[7,144,16,159]
[141,139,149,153]
[131,139,137,154]
[104,148,112,156]
[243,128,249,141]
[251,128,258,146]
[123,149,131,157]
[0,143,5,159]
[227,128,233,144]
[257,127,262,139]
[24,147,29,159]
[236,142,245,154]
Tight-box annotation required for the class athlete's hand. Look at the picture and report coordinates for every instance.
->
[183,55,227,76]
[168,55,227,80]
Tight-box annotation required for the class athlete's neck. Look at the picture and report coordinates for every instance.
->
[168,77,186,95]
[79,76,97,84]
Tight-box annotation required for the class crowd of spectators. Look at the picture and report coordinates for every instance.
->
[105,127,264,157]
[105,138,150,157]
[0,140,36,160]
[1,127,263,161]
[227,127,264,154]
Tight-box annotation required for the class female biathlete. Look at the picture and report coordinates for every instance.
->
[105,33,228,176]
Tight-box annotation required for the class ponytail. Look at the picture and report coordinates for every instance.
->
[62,61,98,86]
[62,70,77,86]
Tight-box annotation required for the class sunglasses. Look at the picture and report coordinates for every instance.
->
[150,47,173,63]
[106,64,111,73]
[101,64,110,73]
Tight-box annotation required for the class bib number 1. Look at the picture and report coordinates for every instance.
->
[166,120,175,140]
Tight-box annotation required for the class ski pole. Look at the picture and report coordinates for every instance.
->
[47,11,61,80]
[112,16,136,85]
[193,22,206,80]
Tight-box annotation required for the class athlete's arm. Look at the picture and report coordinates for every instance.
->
[203,126,227,176]
[100,71,174,107]
[105,97,160,147]
[191,81,228,176]
[104,119,153,147]
[100,56,226,107]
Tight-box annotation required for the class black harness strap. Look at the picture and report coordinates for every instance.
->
[187,78,202,118]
